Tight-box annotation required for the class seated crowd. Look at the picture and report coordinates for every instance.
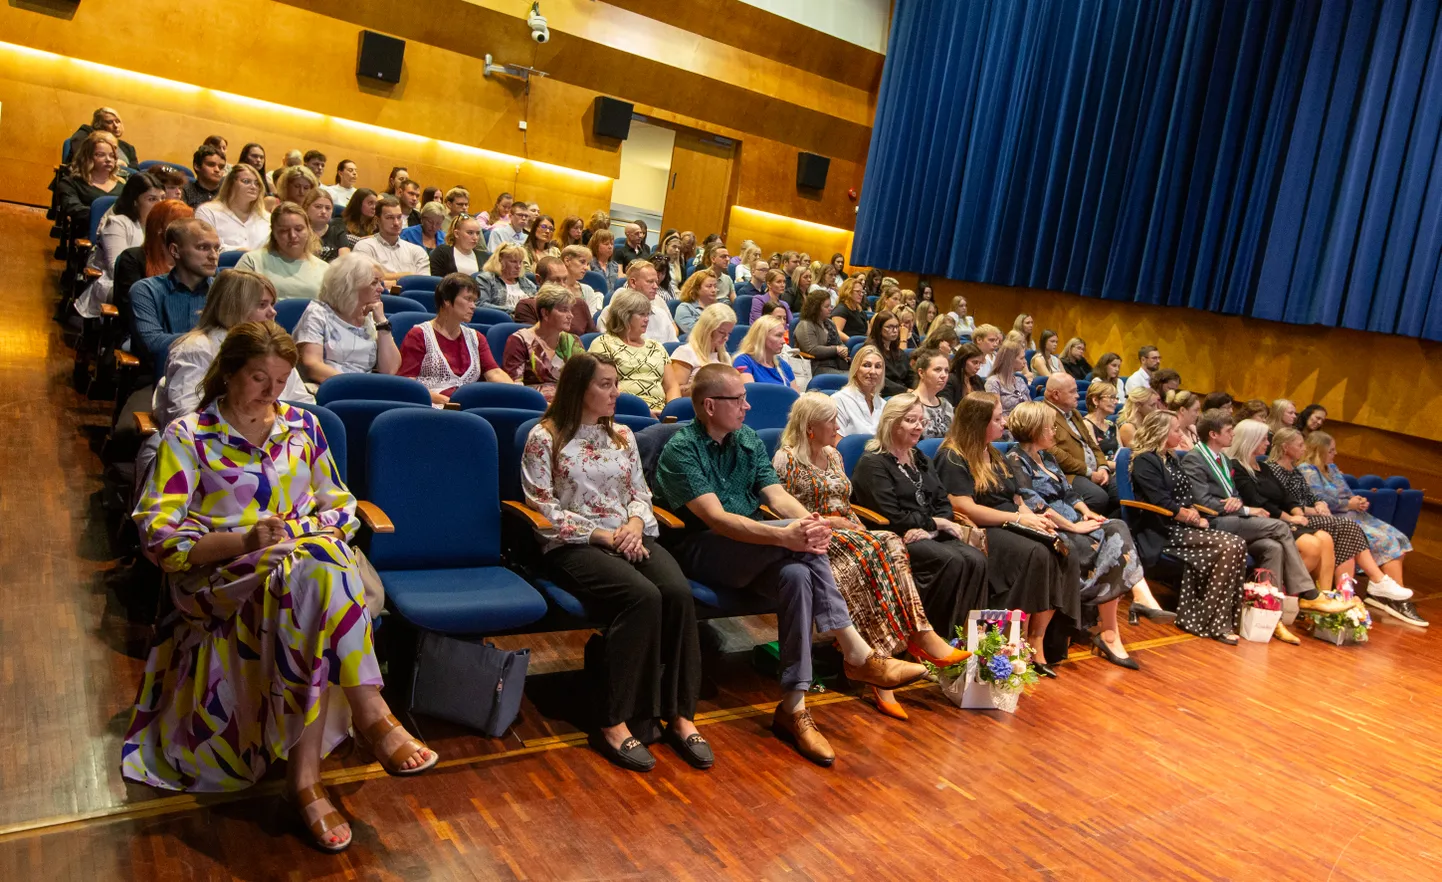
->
[52,120,1425,855]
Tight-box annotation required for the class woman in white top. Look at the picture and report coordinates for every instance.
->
[294,253,400,383]
[324,160,358,209]
[734,241,761,285]
[560,244,601,314]
[946,294,977,336]
[153,271,311,427]
[832,344,889,437]
[666,303,735,397]
[236,202,328,301]
[77,170,163,318]
[195,164,270,252]
[1029,329,1064,377]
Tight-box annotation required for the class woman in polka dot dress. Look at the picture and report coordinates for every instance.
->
[1126,411,1247,644]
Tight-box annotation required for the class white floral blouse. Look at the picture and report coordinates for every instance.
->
[520,422,659,554]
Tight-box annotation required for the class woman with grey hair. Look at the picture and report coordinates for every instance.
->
[587,288,677,415]
[294,253,400,383]
[401,201,448,253]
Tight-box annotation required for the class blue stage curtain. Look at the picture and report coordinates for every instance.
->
[855,0,1442,341]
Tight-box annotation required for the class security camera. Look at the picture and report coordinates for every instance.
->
[528,3,549,43]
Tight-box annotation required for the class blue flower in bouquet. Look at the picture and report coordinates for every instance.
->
[988,655,1015,681]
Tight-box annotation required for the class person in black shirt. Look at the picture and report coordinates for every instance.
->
[64,107,138,168]
[183,145,226,209]
[613,221,652,268]
[866,310,912,396]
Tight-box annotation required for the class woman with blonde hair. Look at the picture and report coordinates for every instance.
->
[1128,410,1247,642]
[476,243,537,314]
[235,202,327,301]
[57,130,123,230]
[1165,389,1203,452]
[582,210,609,245]
[667,303,735,397]
[833,344,888,436]
[430,213,485,277]
[830,276,869,338]
[1084,380,1121,461]
[1012,313,1036,350]
[733,314,802,390]
[914,301,938,340]
[400,201,448,253]
[789,264,815,310]
[1060,337,1091,382]
[774,392,970,718]
[270,165,318,211]
[983,339,1030,418]
[1267,399,1297,435]
[588,288,677,415]
[674,267,719,335]
[196,163,271,252]
[1116,384,1161,448]
[294,253,401,382]
[734,241,762,284]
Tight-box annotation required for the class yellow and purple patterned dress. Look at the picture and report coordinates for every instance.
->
[124,401,380,792]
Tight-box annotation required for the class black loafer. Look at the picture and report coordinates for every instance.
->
[589,733,656,773]
[663,725,715,771]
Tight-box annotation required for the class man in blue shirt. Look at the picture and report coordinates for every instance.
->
[653,363,926,767]
[129,218,219,370]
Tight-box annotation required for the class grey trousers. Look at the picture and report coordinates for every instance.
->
[1212,514,1315,596]
[674,525,853,693]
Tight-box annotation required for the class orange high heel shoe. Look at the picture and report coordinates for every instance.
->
[870,686,908,721]
[907,640,971,668]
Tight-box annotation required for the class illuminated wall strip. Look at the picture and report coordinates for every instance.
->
[730,204,854,235]
[0,41,611,183]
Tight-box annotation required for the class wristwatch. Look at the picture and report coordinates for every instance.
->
[374,320,393,333]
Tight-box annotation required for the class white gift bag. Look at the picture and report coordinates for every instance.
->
[1239,604,1282,642]
[939,609,1026,714]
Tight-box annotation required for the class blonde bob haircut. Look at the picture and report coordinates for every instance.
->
[866,392,922,454]
[735,314,786,362]
[779,392,840,469]
[273,165,318,202]
[1268,427,1304,464]
[318,252,381,317]
[678,267,719,303]
[1085,380,1118,409]
[560,244,592,264]
[604,288,652,338]
[685,303,736,366]
[1005,401,1054,444]
[973,322,1002,342]
[482,243,526,275]
[418,201,447,223]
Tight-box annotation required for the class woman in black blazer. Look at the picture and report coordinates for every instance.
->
[430,216,490,278]
[1127,411,1247,644]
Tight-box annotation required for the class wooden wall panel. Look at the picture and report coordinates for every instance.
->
[734,139,864,231]
[725,206,853,272]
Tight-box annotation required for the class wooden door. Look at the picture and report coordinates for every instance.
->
[662,131,735,238]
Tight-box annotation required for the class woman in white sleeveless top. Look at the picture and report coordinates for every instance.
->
[398,273,514,406]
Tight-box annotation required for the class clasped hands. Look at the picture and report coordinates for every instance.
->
[592,517,650,562]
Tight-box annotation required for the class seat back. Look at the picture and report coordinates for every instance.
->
[389,312,432,343]
[217,250,244,270]
[837,433,873,477]
[274,298,310,334]
[485,323,527,362]
[732,295,754,323]
[1382,476,1412,490]
[994,440,1016,456]
[727,324,750,353]
[615,392,653,418]
[88,196,118,240]
[397,274,444,293]
[1392,489,1424,537]
[316,373,432,407]
[465,407,546,500]
[660,396,695,423]
[613,413,659,433]
[286,401,348,485]
[326,399,429,497]
[449,382,548,411]
[917,437,943,460]
[380,293,430,315]
[1355,474,1385,490]
[367,409,502,570]
[756,427,783,458]
[1114,447,1136,501]
[582,270,608,295]
[471,306,511,326]
[807,374,848,393]
[743,384,799,430]
[1029,375,1048,400]
[580,332,602,350]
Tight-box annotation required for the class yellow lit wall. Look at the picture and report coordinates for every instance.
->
[725,206,855,271]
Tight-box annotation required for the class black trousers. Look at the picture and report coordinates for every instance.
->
[1071,474,1119,517]
[544,538,701,727]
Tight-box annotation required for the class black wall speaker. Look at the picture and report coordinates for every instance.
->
[357,31,405,84]
[797,152,830,190]
[593,97,634,140]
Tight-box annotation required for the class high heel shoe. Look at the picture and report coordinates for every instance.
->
[906,639,971,668]
[1091,634,1140,670]
[1211,634,1240,646]
[869,686,909,721]
[1032,662,1058,679]
[1127,604,1177,626]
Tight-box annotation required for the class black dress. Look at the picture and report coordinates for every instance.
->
[931,449,1074,619]
[1243,462,1369,564]
[939,371,986,406]
[56,176,120,230]
[1129,451,1246,638]
[880,347,913,397]
[1062,357,1092,382]
[850,449,987,636]
[832,303,869,338]
[1086,416,1119,461]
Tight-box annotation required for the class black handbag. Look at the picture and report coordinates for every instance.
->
[1001,520,1069,558]
[410,632,529,738]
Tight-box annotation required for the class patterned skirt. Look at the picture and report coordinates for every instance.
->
[1345,511,1412,566]
[122,535,381,792]
[827,529,931,656]
[1297,515,1370,565]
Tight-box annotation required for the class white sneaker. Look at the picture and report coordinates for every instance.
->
[1367,575,1413,601]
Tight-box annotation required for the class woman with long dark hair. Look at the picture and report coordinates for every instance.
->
[866,310,912,396]
[520,353,707,773]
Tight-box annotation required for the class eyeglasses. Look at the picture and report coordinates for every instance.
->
[707,394,748,405]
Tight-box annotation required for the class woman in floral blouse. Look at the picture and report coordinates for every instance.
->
[127,321,435,854]
[520,353,707,774]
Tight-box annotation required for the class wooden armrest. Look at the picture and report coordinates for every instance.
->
[852,504,889,526]
[1121,499,1175,517]
[795,351,814,359]
[100,303,119,317]
[1194,504,1219,517]
[653,506,684,529]
[75,238,93,250]
[355,500,394,533]
[758,504,780,519]
[84,267,103,281]
[442,401,461,410]
[501,499,552,530]
[134,411,158,436]
[662,415,678,424]
[389,284,402,294]
[115,350,140,369]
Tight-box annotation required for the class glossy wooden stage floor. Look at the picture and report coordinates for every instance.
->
[3,202,1441,880]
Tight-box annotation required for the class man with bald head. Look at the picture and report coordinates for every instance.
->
[1043,372,1116,514]
[597,260,678,344]
[613,221,651,268]
[129,218,221,369]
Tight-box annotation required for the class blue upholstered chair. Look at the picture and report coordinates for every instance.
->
[806,374,848,393]
[274,298,310,334]
[396,275,444,294]
[380,293,430,315]
[464,407,547,501]
[315,373,431,407]
[837,433,873,477]
[741,384,799,431]
[471,306,511,326]
[325,400,429,498]
[485,323,527,363]
[449,382,547,411]
[660,397,695,423]
[614,392,653,418]
[286,401,348,483]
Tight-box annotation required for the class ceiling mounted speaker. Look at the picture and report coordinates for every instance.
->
[357,30,405,84]
[797,152,830,190]
[593,96,634,140]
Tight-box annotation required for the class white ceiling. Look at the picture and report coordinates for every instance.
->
[738,0,891,53]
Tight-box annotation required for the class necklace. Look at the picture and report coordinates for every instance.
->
[890,451,926,506]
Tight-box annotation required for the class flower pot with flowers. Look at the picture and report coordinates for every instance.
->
[1303,582,1372,645]
[929,610,1039,713]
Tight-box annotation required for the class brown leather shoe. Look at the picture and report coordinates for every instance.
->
[843,652,928,690]
[771,705,835,767]
[1273,622,1301,645]
[1297,595,1351,615]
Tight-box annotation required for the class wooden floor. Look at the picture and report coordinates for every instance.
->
[3,201,1442,880]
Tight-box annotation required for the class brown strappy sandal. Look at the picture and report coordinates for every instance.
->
[360,713,439,776]
[289,782,352,853]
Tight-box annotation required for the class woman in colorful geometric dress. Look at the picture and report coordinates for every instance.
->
[126,321,436,854]
[773,393,970,719]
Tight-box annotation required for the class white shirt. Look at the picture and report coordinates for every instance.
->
[1128,366,1152,392]
[324,184,357,209]
[487,223,528,252]
[832,385,887,436]
[453,248,480,276]
[293,300,378,375]
[76,211,143,318]
[577,282,601,314]
[194,203,270,252]
[153,328,312,427]
[976,351,997,379]
[354,234,430,276]
[947,313,977,335]
[235,248,328,301]
[598,290,679,345]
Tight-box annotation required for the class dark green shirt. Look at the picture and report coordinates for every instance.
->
[654,419,778,529]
